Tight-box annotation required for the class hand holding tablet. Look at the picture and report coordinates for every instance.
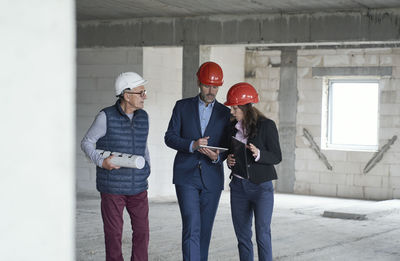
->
[198,145,228,152]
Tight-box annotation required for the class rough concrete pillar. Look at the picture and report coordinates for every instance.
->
[199,45,212,65]
[277,48,298,193]
[182,44,200,98]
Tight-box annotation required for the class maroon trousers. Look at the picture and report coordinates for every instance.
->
[100,191,149,261]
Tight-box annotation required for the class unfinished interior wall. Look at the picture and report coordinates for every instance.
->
[76,45,247,197]
[295,48,400,200]
[76,8,400,200]
[244,49,282,188]
[245,50,281,124]
[244,47,400,200]
[76,46,183,199]
[76,47,143,195]
[143,47,182,198]
[209,45,246,103]
[208,45,246,189]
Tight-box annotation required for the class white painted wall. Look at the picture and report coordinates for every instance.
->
[0,0,75,260]
[210,45,246,105]
[143,47,182,198]
[209,45,246,190]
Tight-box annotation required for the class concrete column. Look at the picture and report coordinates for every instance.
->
[199,45,212,65]
[277,48,298,193]
[182,44,200,98]
[0,0,75,260]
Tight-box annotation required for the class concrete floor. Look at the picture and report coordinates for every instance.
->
[77,192,400,261]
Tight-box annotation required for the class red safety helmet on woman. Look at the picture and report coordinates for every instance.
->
[197,61,224,86]
[224,82,259,106]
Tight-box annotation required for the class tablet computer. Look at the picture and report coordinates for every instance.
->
[198,145,229,152]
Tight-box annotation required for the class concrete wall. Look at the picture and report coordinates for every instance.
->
[245,50,282,189]
[76,47,143,195]
[77,8,400,48]
[243,47,400,199]
[143,47,182,198]
[75,7,400,200]
[245,50,281,123]
[76,45,246,197]
[76,46,182,199]
[294,48,400,200]
[75,45,400,200]
[0,0,75,260]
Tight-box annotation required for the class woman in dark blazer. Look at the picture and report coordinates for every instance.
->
[224,82,282,261]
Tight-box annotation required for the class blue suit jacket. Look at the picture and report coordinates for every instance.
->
[165,96,231,191]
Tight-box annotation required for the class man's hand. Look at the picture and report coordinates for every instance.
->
[227,154,236,167]
[192,136,210,151]
[102,155,121,171]
[198,148,219,161]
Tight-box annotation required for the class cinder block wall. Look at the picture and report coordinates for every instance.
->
[143,47,182,198]
[76,46,399,200]
[295,48,400,200]
[245,50,281,124]
[76,47,144,195]
[244,50,281,188]
[76,45,244,198]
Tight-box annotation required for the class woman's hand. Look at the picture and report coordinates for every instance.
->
[227,154,236,167]
[247,143,260,159]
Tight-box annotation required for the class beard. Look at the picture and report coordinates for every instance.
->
[201,93,215,103]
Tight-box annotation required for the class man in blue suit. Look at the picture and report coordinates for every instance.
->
[165,61,231,261]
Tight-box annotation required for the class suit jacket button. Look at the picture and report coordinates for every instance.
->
[247,164,251,168]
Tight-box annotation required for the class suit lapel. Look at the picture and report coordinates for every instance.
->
[192,96,202,136]
[203,100,220,137]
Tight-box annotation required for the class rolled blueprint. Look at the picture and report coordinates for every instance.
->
[95,150,145,169]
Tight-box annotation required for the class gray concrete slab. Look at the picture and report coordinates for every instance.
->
[76,0,400,21]
[323,199,400,220]
[76,192,400,260]
[77,9,400,48]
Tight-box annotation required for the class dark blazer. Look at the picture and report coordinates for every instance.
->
[229,117,282,184]
[165,96,231,191]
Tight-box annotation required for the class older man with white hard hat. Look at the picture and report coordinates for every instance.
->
[81,72,150,261]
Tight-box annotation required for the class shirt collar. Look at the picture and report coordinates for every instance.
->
[235,120,242,130]
[235,120,246,135]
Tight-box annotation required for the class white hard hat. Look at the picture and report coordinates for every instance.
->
[115,72,148,96]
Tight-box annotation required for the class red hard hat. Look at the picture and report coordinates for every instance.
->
[197,62,223,86]
[224,82,259,106]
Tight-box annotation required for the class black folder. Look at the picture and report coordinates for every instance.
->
[231,136,248,178]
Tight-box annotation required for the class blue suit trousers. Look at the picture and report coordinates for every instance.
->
[230,176,274,261]
[175,175,222,261]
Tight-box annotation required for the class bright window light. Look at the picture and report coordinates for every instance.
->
[325,79,379,151]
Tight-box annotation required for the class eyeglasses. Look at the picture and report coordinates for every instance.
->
[125,90,147,97]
